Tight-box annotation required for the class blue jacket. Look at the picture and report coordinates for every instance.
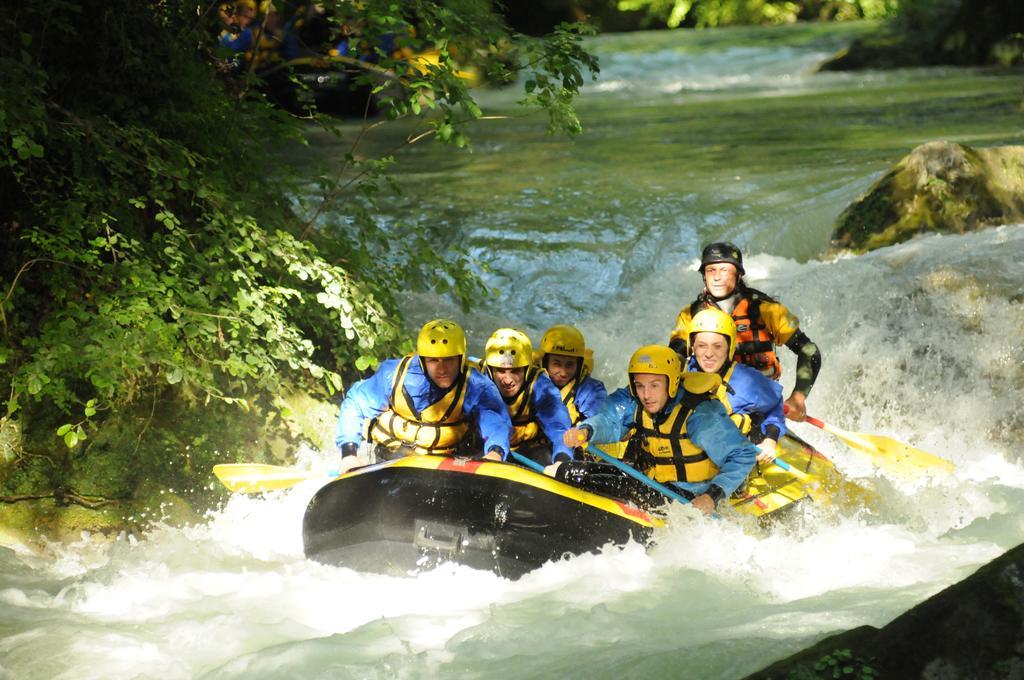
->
[582,387,757,498]
[573,375,608,422]
[335,357,513,459]
[686,357,786,441]
[220,26,255,53]
[516,371,574,464]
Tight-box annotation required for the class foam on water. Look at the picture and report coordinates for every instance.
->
[2,230,1021,678]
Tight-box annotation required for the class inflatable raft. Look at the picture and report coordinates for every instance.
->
[302,455,662,579]
[302,434,859,578]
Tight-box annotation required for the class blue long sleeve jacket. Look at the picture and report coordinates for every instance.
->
[335,356,513,459]
[573,375,608,422]
[686,357,786,441]
[582,387,758,498]
[525,372,574,464]
[220,26,255,53]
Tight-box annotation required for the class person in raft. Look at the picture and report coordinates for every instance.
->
[668,242,821,422]
[479,328,575,468]
[535,324,608,425]
[686,308,785,465]
[561,345,758,516]
[334,319,512,473]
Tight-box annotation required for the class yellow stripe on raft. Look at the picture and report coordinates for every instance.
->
[340,455,664,529]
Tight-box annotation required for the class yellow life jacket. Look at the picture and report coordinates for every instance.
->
[368,355,470,455]
[558,378,583,425]
[631,393,718,484]
[552,360,595,425]
[501,366,542,446]
[715,362,753,435]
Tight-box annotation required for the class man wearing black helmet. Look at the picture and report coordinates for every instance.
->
[668,242,821,421]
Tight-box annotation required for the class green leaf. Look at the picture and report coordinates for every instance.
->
[166,366,183,384]
[56,424,73,437]
[63,431,79,448]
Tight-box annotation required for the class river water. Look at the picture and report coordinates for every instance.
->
[3,23,1023,679]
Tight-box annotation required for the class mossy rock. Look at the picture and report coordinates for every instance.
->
[0,385,336,550]
[274,391,337,458]
[831,142,1024,253]
[745,541,1024,679]
[0,498,133,550]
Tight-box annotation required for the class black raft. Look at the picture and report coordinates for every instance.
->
[302,455,662,579]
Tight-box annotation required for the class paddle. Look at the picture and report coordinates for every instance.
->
[213,463,339,493]
[769,456,813,482]
[793,411,954,476]
[507,451,547,474]
[585,443,692,505]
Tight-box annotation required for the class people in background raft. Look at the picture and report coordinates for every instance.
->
[219,0,285,70]
[334,319,512,474]
[668,242,822,422]
[536,325,607,425]
[479,328,574,468]
[686,308,785,464]
[562,345,758,516]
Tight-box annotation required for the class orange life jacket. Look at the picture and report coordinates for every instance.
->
[730,295,782,379]
[691,291,781,379]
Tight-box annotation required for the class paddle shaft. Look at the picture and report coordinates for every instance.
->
[508,451,546,474]
[586,444,692,505]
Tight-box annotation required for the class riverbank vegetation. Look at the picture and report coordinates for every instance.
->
[516,0,1022,69]
[819,0,1024,69]
[0,0,597,530]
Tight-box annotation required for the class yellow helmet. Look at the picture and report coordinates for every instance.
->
[539,324,586,359]
[688,308,737,361]
[627,345,682,398]
[484,328,533,369]
[416,319,467,367]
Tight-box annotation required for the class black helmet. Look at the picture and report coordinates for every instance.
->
[699,242,744,275]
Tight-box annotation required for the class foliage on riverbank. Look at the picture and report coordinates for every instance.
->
[819,0,1024,69]
[0,0,597,525]
[614,0,896,29]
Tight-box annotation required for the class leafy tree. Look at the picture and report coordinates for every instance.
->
[0,0,597,506]
[615,0,897,28]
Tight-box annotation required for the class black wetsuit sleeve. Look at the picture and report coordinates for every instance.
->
[763,424,781,442]
[785,330,821,396]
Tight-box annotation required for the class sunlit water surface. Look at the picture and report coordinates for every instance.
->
[3,22,1023,679]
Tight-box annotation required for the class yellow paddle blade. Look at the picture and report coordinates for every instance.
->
[212,464,318,493]
[814,419,955,477]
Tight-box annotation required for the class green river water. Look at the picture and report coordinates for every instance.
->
[2,22,1023,679]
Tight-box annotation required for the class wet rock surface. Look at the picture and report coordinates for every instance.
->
[745,541,1024,679]
[831,141,1024,253]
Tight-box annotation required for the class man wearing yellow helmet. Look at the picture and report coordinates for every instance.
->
[563,345,757,516]
[668,242,821,422]
[335,319,512,472]
[687,308,786,464]
[480,328,574,467]
[536,325,607,425]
